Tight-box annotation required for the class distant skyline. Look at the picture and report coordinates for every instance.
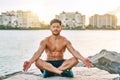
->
[0,0,120,25]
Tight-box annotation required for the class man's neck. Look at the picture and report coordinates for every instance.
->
[51,35,60,39]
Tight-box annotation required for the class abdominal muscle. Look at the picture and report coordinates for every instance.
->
[46,52,64,60]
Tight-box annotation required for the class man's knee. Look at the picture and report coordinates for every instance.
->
[71,57,79,64]
[35,59,43,67]
[35,59,52,68]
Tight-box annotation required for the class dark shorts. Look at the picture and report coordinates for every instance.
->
[40,59,74,78]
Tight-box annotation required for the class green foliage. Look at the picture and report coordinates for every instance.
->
[0,23,50,30]
[40,22,50,29]
[62,26,85,30]
[0,24,120,30]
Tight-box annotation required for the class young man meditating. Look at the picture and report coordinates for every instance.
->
[23,19,93,78]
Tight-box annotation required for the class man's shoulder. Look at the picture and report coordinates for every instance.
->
[40,36,50,43]
[60,35,66,39]
[60,36,70,42]
[43,36,51,40]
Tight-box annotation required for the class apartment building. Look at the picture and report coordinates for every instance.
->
[55,11,85,29]
[16,10,40,28]
[89,14,117,29]
[0,10,40,28]
[0,11,17,27]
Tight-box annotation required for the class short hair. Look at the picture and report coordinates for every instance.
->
[50,19,61,25]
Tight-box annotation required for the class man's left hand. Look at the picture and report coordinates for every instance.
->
[84,58,93,68]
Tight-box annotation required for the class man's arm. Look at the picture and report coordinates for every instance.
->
[66,40,93,67]
[23,39,46,71]
[29,40,46,64]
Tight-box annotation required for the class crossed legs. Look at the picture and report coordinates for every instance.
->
[35,57,78,75]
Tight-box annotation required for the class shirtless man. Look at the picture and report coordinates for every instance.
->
[23,19,93,78]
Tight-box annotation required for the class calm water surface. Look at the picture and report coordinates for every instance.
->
[0,30,120,76]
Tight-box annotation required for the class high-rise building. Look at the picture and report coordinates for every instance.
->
[55,11,85,29]
[16,10,40,28]
[0,11,17,27]
[0,10,40,28]
[89,14,117,29]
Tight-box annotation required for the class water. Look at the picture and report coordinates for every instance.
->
[0,30,120,76]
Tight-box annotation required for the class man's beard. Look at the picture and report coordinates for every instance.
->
[52,31,60,36]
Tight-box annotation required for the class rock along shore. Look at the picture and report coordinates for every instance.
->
[2,67,120,80]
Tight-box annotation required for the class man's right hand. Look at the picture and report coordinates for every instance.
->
[23,61,31,71]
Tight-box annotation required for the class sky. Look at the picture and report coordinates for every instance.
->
[0,0,120,24]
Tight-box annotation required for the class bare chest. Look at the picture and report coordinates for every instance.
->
[46,39,66,51]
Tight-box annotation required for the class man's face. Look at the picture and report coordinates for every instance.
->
[50,23,62,36]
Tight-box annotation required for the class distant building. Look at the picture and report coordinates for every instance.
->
[16,10,40,28]
[89,14,117,29]
[0,10,40,28]
[55,11,85,29]
[0,11,17,27]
